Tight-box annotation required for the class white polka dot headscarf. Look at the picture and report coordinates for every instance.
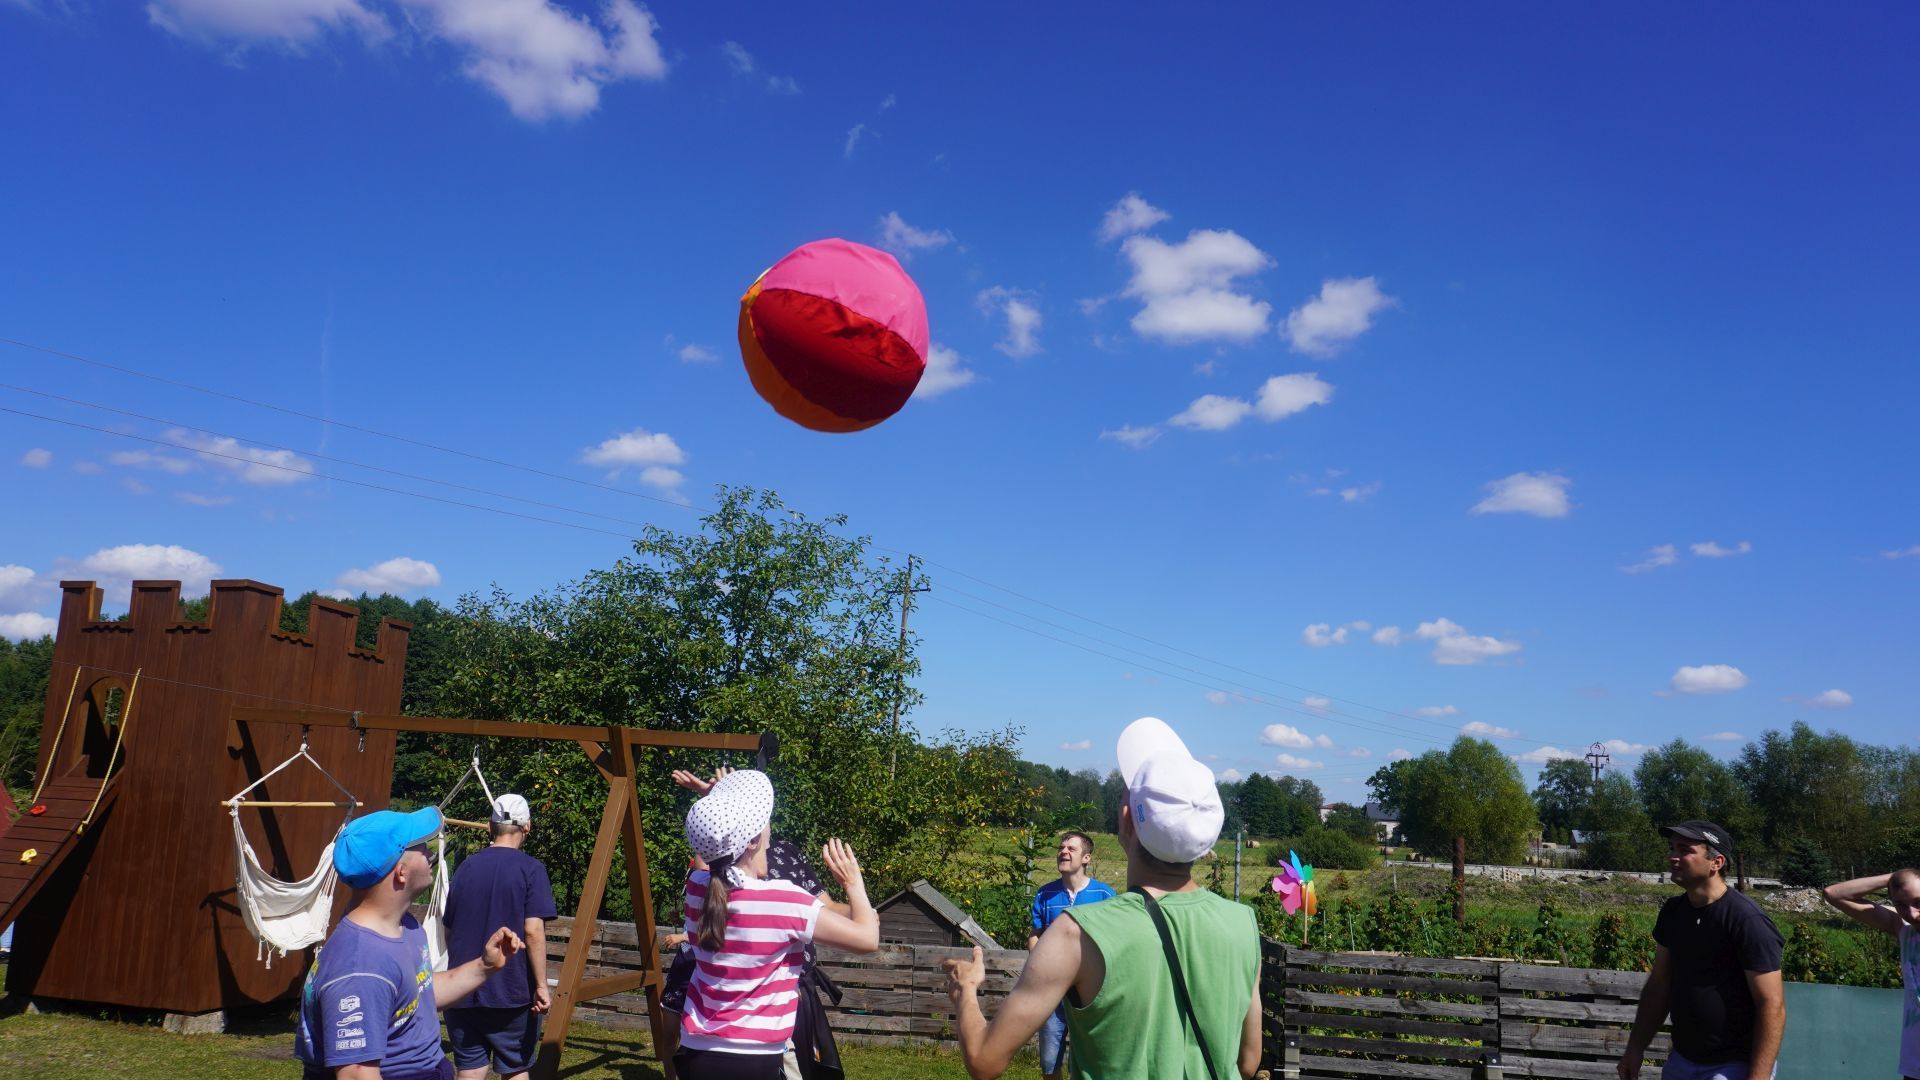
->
[685,769,774,885]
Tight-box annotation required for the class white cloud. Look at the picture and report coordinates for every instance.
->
[1169,394,1253,431]
[978,287,1042,358]
[0,565,42,614]
[1808,689,1853,709]
[1388,748,1412,760]
[1703,731,1745,742]
[1371,625,1403,646]
[844,123,866,158]
[1669,664,1749,695]
[1098,193,1170,242]
[146,0,388,45]
[1515,745,1582,764]
[1260,724,1313,749]
[68,544,223,602]
[1347,747,1372,759]
[1301,623,1349,648]
[1339,482,1382,503]
[402,0,668,122]
[1304,700,1332,716]
[1621,544,1678,574]
[334,556,442,596]
[1274,753,1323,770]
[1462,720,1521,739]
[176,492,236,507]
[677,343,719,363]
[1691,540,1752,558]
[911,343,975,399]
[1602,738,1652,755]
[1471,471,1572,518]
[720,40,797,94]
[72,461,103,475]
[1122,229,1274,343]
[164,430,315,485]
[580,427,685,475]
[0,612,57,640]
[20,448,52,468]
[1219,767,1243,781]
[1254,373,1334,420]
[110,449,195,475]
[1283,277,1395,357]
[1414,617,1522,665]
[1204,690,1239,707]
[878,93,895,111]
[1060,739,1092,751]
[1099,425,1161,449]
[1413,705,1458,718]
[1883,545,1920,560]
[877,211,952,257]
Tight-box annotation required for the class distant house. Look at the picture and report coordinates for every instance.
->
[875,879,1001,950]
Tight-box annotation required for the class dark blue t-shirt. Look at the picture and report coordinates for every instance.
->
[444,845,558,1009]
[296,914,443,1076]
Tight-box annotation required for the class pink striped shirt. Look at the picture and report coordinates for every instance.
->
[680,869,823,1054]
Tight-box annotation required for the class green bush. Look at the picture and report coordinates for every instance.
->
[1269,828,1382,871]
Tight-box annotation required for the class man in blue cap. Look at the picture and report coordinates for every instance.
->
[295,807,526,1080]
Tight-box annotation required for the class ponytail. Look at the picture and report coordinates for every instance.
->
[696,857,733,952]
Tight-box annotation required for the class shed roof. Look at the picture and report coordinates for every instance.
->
[875,878,1000,949]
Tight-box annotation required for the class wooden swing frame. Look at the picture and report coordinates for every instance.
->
[231,706,771,1080]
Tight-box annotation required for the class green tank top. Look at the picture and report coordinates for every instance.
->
[1061,889,1260,1079]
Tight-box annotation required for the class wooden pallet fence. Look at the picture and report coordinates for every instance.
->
[1265,943,1672,1080]
[543,917,1029,1048]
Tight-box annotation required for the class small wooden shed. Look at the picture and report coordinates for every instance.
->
[874,879,999,949]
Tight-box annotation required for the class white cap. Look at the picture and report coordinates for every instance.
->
[1117,716,1223,863]
[491,793,531,828]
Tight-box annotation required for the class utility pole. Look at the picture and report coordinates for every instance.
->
[888,554,929,779]
[1585,741,1611,785]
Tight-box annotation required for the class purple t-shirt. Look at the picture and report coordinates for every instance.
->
[296,913,443,1076]
[444,846,558,1010]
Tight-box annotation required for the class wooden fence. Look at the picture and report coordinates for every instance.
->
[548,919,1667,1076]
[1264,942,1669,1079]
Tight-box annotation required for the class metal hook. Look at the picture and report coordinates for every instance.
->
[350,710,365,753]
[299,725,311,754]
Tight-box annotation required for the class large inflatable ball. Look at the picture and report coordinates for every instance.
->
[738,238,929,433]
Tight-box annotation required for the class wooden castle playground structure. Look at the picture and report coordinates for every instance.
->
[0,578,766,1080]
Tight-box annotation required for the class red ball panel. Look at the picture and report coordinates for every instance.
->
[749,287,925,424]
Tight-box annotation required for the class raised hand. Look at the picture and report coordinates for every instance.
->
[483,926,525,973]
[820,838,864,891]
[670,766,735,796]
[941,945,986,1006]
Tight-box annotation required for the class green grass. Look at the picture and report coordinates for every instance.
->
[0,1008,996,1080]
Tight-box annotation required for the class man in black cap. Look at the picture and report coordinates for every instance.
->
[1617,821,1785,1080]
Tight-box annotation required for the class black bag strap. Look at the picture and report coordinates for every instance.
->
[1132,887,1224,1079]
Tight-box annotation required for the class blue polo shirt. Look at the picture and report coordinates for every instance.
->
[1032,876,1117,936]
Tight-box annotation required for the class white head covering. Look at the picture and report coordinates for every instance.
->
[685,769,774,886]
[490,793,531,828]
[1116,716,1224,863]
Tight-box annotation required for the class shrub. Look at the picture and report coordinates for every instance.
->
[1782,922,1836,983]
[1269,827,1382,871]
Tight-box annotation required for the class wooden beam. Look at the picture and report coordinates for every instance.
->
[534,773,632,1080]
[576,968,653,1001]
[230,707,764,753]
[617,728,677,1079]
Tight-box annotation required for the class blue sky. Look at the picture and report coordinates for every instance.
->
[3,2,1916,799]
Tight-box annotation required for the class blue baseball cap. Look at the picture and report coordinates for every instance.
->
[334,807,442,888]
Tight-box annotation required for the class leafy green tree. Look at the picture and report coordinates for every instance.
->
[1634,739,1753,840]
[1779,836,1837,888]
[1322,802,1378,843]
[1735,722,1875,872]
[1580,772,1665,871]
[1531,757,1592,845]
[429,486,1031,921]
[0,634,56,797]
[1370,737,1536,863]
[1272,775,1325,837]
[1100,768,1126,833]
[1236,772,1282,837]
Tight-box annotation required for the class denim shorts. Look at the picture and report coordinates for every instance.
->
[1658,1051,1775,1080]
[1037,1005,1068,1074]
[445,1006,541,1075]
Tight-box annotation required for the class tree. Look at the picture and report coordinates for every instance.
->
[1370,737,1536,863]
[1735,722,1875,872]
[1272,775,1325,837]
[431,486,1033,920]
[0,634,56,796]
[1323,802,1378,844]
[1633,739,1752,840]
[1579,772,1665,872]
[1531,758,1592,845]
[1237,772,1283,837]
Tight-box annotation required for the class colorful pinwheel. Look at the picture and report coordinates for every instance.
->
[1270,850,1318,916]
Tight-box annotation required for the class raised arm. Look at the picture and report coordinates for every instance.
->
[1821,873,1902,934]
[1617,945,1672,1080]
[810,839,878,954]
[944,920,1088,1080]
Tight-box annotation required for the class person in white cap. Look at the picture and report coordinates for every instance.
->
[442,794,559,1080]
[678,769,880,1080]
[944,717,1262,1079]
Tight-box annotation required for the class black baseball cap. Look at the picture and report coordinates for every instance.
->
[1660,820,1734,859]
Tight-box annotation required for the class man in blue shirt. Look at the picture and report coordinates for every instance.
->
[1027,831,1115,1080]
[444,794,559,1080]
[296,807,524,1080]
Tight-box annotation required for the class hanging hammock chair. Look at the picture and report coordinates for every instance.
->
[225,730,359,968]
[421,753,498,971]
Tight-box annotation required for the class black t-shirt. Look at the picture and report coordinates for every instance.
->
[1652,886,1784,1064]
